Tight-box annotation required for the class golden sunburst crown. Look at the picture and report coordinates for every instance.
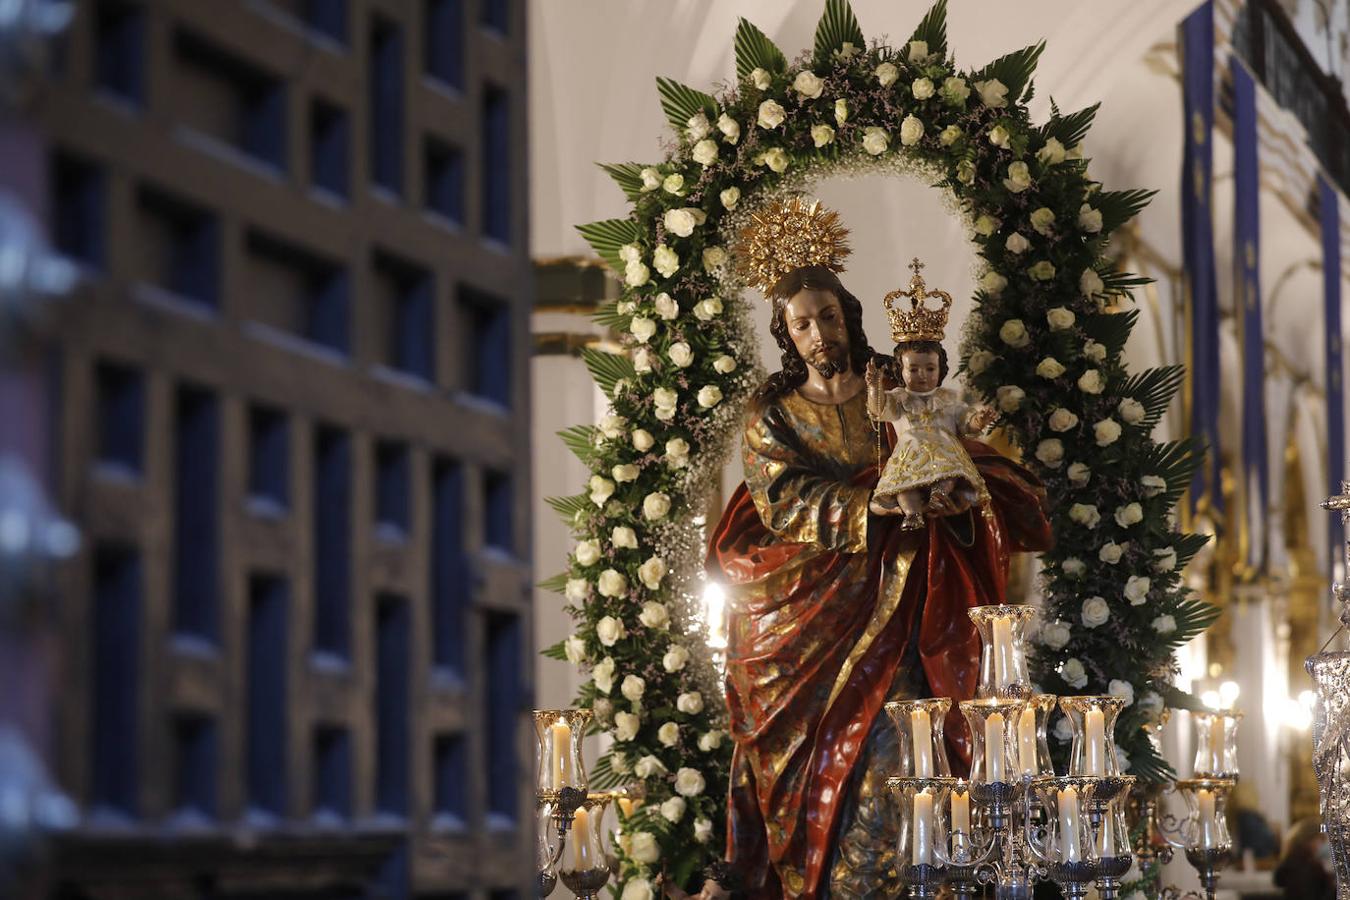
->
[885,258,952,344]
[733,196,852,297]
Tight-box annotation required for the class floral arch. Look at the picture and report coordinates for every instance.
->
[542,0,1218,891]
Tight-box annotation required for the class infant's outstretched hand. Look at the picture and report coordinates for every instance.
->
[970,405,998,432]
[865,359,879,388]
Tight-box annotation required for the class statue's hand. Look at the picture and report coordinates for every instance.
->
[969,405,998,433]
[927,487,974,517]
[865,359,879,389]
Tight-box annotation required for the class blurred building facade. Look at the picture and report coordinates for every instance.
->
[8,0,534,896]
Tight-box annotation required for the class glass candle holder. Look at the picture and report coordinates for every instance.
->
[1058,696,1127,776]
[884,698,953,778]
[1013,694,1057,778]
[887,776,957,870]
[1175,777,1235,852]
[1191,710,1242,777]
[534,708,592,798]
[558,794,613,898]
[959,698,1025,788]
[968,604,1037,699]
[1030,776,1101,877]
[1090,796,1134,878]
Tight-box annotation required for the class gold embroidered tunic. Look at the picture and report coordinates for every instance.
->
[871,386,989,506]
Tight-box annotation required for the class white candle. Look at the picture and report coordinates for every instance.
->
[992,615,1015,690]
[1057,786,1081,863]
[552,721,574,789]
[1018,705,1039,776]
[572,805,593,870]
[912,789,934,865]
[1084,707,1106,776]
[985,712,1006,783]
[617,797,637,818]
[911,708,934,778]
[951,783,971,837]
[1207,716,1226,774]
[1197,788,1218,849]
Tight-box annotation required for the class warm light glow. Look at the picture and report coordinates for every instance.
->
[1200,690,1221,710]
[1218,680,1241,707]
[1283,690,1318,731]
[703,581,727,649]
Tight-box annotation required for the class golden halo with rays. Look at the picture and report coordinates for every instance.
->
[732,196,852,297]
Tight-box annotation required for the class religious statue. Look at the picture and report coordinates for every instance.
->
[705,197,1053,898]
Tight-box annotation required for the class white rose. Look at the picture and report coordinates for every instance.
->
[981,270,1008,297]
[638,556,668,591]
[694,817,713,843]
[939,124,962,146]
[632,346,654,373]
[1005,232,1030,255]
[1048,408,1079,432]
[1040,310,1074,336]
[692,138,718,167]
[1067,462,1091,486]
[643,492,671,520]
[621,674,645,702]
[1109,679,1135,706]
[862,127,891,156]
[1138,691,1165,721]
[630,831,660,864]
[1094,418,1122,446]
[633,754,666,778]
[762,146,789,172]
[668,341,694,368]
[1124,575,1151,605]
[639,601,669,630]
[834,98,849,124]
[793,70,824,98]
[1004,160,1032,193]
[675,767,706,797]
[565,634,587,664]
[988,124,1011,148]
[1081,267,1105,297]
[875,62,899,87]
[697,730,724,752]
[694,296,723,320]
[619,244,642,264]
[677,691,704,715]
[1037,137,1067,165]
[717,113,741,144]
[1079,204,1103,233]
[899,114,925,146]
[652,244,679,278]
[612,463,639,483]
[639,168,662,192]
[811,123,835,147]
[1099,541,1125,564]
[1035,439,1064,468]
[663,644,690,672]
[975,78,1008,107]
[1061,658,1088,689]
[757,99,786,129]
[575,539,601,566]
[660,794,686,820]
[565,578,589,602]
[697,385,723,408]
[598,570,628,598]
[663,207,706,238]
[1069,503,1101,528]
[1041,620,1072,650]
[1028,260,1056,281]
[974,214,1000,236]
[614,711,640,741]
[662,173,684,195]
[713,354,737,374]
[652,385,678,412]
[1115,502,1143,528]
[1152,614,1177,634]
[1053,717,1074,742]
[1036,357,1067,379]
[592,656,615,694]
[1062,557,1087,577]
[665,438,690,468]
[1078,369,1104,394]
[956,160,976,184]
[996,385,1025,412]
[1118,398,1146,425]
[624,260,650,287]
[908,40,930,62]
[630,316,657,344]
[612,526,638,550]
[968,350,995,374]
[685,112,711,142]
[632,429,655,452]
[912,77,935,100]
[1153,547,1178,572]
[1141,474,1167,497]
[720,186,741,210]
[998,322,1030,353]
[1082,596,1111,628]
[941,76,970,105]
[751,67,771,90]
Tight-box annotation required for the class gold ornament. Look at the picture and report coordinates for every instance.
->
[885,257,952,344]
[732,196,852,297]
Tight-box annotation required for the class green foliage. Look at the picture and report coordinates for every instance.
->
[1121,364,1186,430]
[576,218,643,272]
[598,161,650,202]
[581,346,637,397]
[1139,438,1207,508]
[538,572,571,593]
[1082,308,1139,358]
[1169,593,1223,646]
[1041,101,1099,150]
[546,493,591,527]
[593,299,632,330]
[1172,531,1211,570]
[588,751,629,791]
[655,77,719,136]
[969,41,1045,105]
[734,17,786,80]
[1095,188,1158,234]
[907,0,948,60]
[812,0,865,69]
[1128,741,1175,784]
[559,424,600,465]
[541,639,570,661]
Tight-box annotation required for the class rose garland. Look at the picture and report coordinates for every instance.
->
[547,1,1218,894]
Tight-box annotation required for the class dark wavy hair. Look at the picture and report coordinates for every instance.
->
[754,265,880,404]
[892,339,949,386]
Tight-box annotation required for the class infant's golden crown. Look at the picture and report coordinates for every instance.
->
[885,258,952,344]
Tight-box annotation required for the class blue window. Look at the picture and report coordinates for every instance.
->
[247,574,289,817]
[310,97,350,199]
[137,186,220,309]
[481,0,508,35]
[375,440,411,535]
[173,384,220,643]
[485,611,522,824]
[52,151,106,267]
[424,0,464,89]
[484,469,512,553]
[94,0,145,104]
[305,0,347,43]
[431,458,468,675]
[313,426,351,658]
[95,361,143,474]
[374,252,435,381]
[92,545,141,817]
[375,594,410,816]
[245,230,350,354]
[248,404,289,510]
[481,85,510,243]
[313,725,351,820]
[173,714,218,819]
[369,18,405,194]
[173,30,287,172]
[459,285,511,407]
[424,137,464,224]
[432,733,468,828]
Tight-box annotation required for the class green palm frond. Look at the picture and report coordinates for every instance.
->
[655,77,719,137]
[1172,531,1211,570]
[594,299,632,330]
[1170,593,1222,645]
[538,572,571,593]
[558,424,600,465]
[813,0,865,68]
[1139,437,1207,508]
[1095,188,1157,234]
[598,161,650,202]
[576,218,643,272]
[546,493,592,527]
[581,346,637,397]
[1081,308,1139,358]
[1128,741,1175,785]
[541,639,569,661]
[907,0,948,60]
[969,41,1045,104]
[1122,364,1185,430]
[734,17,787,80]
[1101,270,1155,297]
[1041,101,1100,149]
[1160,682,1212,714]
[588,751,628,790]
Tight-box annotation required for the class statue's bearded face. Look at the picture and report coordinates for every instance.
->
[783,288,850,378]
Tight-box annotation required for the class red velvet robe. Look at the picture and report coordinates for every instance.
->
[706,390,1051,898]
